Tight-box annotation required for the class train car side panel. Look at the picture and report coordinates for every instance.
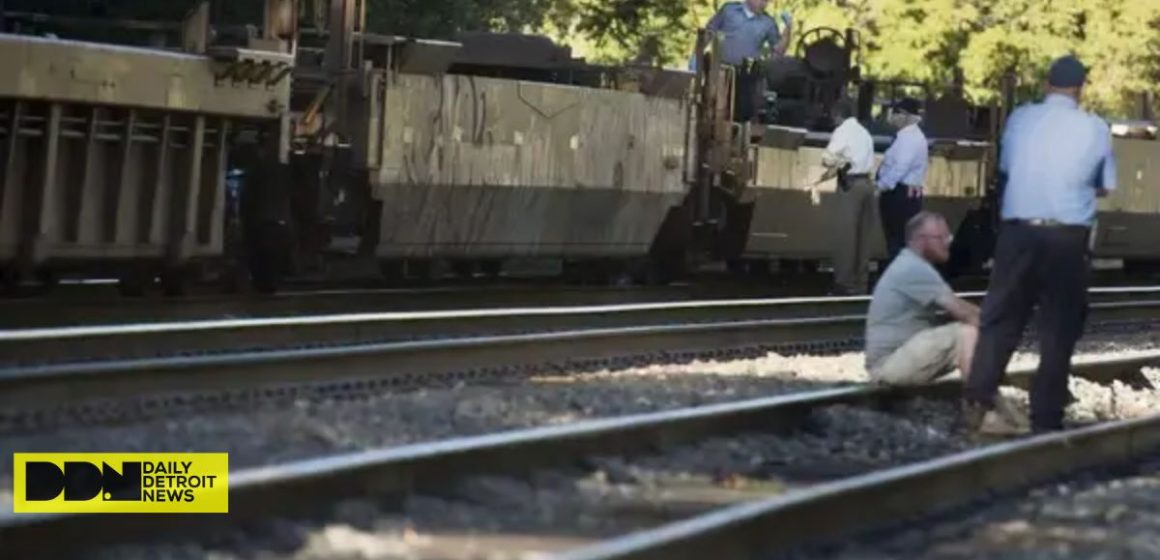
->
[371,74,689,259]
[1094,137,1160,258]
[0,33,289,278]
[742,142,987,260]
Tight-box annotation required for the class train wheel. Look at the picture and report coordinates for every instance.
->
[0,267,21,296]
[379,259,405,284]
[35,268,59,291]
[160,267,189,297]
[746,259,771,277]
[451,260,476,280]
[1124,260,1160,278]
[117,266,151,298]
[777,259,801,274]
[644,250,688,286]
[479,260,502,279]
[218,264,243,294]
[405,259,434,282]
[249,262,280,294]
[562,260,613,285]
[562,260,584,285]
[247,222,289,295]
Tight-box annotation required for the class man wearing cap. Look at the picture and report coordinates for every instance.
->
[876,97,929,263]
[701,0,793,122]
[963,55,1116,437]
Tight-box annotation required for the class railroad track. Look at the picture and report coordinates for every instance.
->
[2,287,1160,430]
[0,282,708,329]
[0,269,851,329]
[3,352,1159,558]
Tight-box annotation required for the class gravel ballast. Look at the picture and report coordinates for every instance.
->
[789,458,1160,559]
[79,399,972,560]
[2,331,1159,508]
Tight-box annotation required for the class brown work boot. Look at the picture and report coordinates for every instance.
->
[961,400,1029,442]
[993,395,1031,432]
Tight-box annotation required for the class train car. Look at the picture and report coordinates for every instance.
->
[327,35,694,283]
[0,0,1154,297]
[1096,122,1160,273]
[0,1,295,295]
[684,27,996,279]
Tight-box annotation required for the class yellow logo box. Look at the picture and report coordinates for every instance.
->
[12,453,228,514]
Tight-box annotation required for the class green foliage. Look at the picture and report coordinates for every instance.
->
[13,0,1158,117]
[543,0,1160,119]
[364,0,561,37]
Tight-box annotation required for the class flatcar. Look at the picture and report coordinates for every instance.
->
[0,0,1153,297]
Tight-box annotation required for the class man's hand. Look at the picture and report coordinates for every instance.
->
[821,151,849,170]
[907,185,923,199]
[937,294,980,327]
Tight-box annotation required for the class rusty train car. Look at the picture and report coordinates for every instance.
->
[0,0,1153,296]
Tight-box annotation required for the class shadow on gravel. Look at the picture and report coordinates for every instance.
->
[8,375,984,560]
[0,372,857,489]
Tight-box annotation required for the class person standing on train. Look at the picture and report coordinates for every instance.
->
[876,97,929,262]
[701,0,793,122]
[963,55,1116,437]
[822,99,876,295]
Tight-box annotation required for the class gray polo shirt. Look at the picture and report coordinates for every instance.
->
[706,2,781,66]
[864,249,955,370]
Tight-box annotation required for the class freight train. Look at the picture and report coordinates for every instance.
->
[0,0,1154,296]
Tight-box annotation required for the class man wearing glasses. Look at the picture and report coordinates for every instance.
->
[864,212,981,386]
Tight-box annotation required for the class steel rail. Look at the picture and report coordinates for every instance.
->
[3,287,1160,366]
[1,294,874,364]
[555,411,1160,560]
[0,282,708,328]
[1,352,1157,557]
[1,298,1158,414]
[0,315,866,412]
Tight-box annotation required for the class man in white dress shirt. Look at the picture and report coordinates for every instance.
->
[876,97,930,262]
[822,99,877,295]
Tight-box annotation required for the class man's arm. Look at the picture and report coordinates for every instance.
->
[1096,121,1116,198]
[876,140,907,190]
[821,124,850,168]
[936,293,981,327]
[771,12,792,55]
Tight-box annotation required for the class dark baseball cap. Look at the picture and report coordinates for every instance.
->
[892,97,922,116]
[1048,55,1087,88]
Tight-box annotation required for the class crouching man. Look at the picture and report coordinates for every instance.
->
[865,212,980,385]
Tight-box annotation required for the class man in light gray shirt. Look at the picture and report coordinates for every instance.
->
[865,212,979,385]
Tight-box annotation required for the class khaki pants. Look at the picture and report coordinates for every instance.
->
[869,323,963,385]
[833,176,875,293]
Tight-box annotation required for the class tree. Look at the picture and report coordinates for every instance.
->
[11,0,1158,118]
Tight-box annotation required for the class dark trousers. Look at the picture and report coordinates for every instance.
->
[732,64,760,123]
[964,222,1091,430]
[878,185,922,262]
